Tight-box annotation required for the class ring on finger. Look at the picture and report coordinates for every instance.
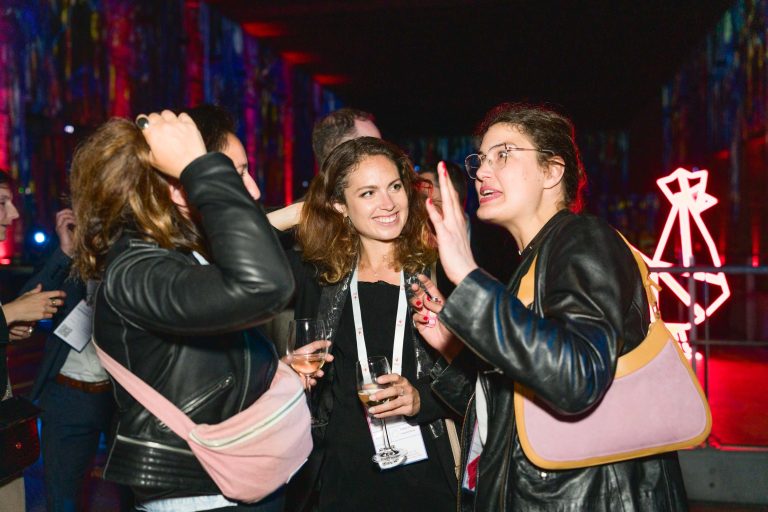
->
[135,115,150,130]
[28,326,33,334]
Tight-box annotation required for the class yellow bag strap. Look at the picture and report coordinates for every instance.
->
[517,256,537,308]
[516,231,660,320]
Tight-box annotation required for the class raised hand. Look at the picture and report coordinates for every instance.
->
[134,110,206,179]
[409,274,463,362]
[425,161,478,285]
[55,208,76,257]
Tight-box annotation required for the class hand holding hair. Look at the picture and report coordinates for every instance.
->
[135,110,206,179]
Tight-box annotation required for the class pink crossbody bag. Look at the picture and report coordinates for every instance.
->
[94,343,313,503]
[513,234,712,470]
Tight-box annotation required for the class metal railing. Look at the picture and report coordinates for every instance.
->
[649,264,768,451]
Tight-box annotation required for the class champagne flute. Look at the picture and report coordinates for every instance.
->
[356,356,407,467]
[287,318,330,427]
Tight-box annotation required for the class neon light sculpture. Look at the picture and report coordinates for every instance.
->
[637,168,730,358]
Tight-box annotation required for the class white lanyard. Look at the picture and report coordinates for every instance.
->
[350,267,408,382]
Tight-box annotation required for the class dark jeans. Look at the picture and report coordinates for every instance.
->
[39,379,117,512]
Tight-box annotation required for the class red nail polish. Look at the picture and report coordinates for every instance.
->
[423,315,429,322]
[415,300,422,308]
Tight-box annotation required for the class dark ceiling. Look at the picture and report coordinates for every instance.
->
[207,0,733,138]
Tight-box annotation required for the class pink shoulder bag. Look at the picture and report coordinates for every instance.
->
[94,343,312,503]
[513,235,712,470]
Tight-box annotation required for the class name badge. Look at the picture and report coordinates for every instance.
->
[54,299,94,352]
[366,415,428,469]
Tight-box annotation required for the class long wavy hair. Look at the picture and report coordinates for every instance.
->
[298,136,436,284]
[71,118,203,280]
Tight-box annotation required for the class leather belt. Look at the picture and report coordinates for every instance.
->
[55,374,112,393]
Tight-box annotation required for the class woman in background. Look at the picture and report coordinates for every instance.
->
[0,169,65,511]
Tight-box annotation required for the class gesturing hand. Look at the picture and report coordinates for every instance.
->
[409,274,463,363]
[135,110,206,179]
[55,208,76,258]
[2,284,66,324]
[368,374,421,418]
[426,161,478,285]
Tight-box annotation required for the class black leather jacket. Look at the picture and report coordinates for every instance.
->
[94,153,294,502]
[284,260,459,511]
[432,210,688,511]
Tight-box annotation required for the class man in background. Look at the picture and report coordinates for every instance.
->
[311,107,380,168]
[21,207,122,512]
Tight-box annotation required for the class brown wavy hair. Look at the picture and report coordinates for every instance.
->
[70,118,203,280]
[298,136,436,284]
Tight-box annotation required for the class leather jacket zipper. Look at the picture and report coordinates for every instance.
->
[458,391,475,512]
[238,336,252,412]
[157,374,234,431]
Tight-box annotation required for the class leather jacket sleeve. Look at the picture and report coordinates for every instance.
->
[103,152,295,335]
[429,349,478,416]
[439,219,642,415]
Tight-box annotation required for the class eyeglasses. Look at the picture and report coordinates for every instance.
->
[464,143,554,179]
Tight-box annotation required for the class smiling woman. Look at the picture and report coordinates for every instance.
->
[298,136,435,285]
[284,137,458,512]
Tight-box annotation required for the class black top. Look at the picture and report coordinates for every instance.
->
[318,281,454,512]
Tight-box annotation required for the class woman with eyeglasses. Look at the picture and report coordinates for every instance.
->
[410,103,687,511]
[283,137,458,512]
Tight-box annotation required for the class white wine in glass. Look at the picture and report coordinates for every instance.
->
[356,356,406,467]
[287,318,330,427]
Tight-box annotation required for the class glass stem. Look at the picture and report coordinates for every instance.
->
[380,417,393,451]
[304,375,312,411]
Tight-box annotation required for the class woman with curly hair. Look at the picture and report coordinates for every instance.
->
[286,137,458,511]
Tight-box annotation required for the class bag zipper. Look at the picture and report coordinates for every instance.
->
[116,434,194,455]
[157,374,234,432]
[189,383,305,448]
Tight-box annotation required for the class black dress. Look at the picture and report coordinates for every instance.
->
[317,281,455,512]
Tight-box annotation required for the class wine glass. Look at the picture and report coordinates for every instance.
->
[286,318,331,427]
[356,356,407,467]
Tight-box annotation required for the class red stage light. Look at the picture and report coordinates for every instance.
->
[281,51,318,65]
[242,22,289,38]
[313,74,350,86]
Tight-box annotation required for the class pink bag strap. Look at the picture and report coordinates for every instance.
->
[93,341,196,438]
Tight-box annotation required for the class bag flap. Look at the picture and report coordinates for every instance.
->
[0,397,42,428]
